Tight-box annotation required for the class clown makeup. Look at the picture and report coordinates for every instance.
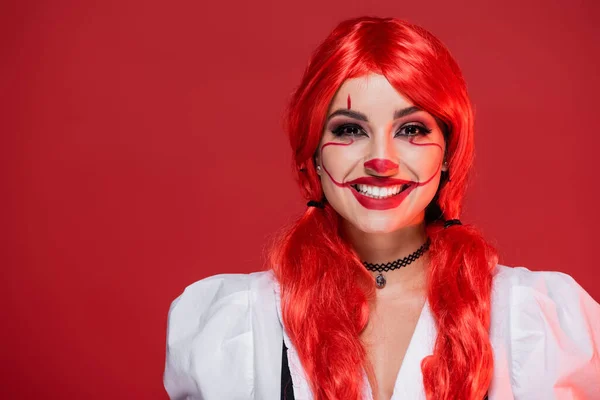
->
[316,74,447,234]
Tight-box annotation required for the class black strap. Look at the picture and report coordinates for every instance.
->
[280,339,488,399]
[281,339,295,400]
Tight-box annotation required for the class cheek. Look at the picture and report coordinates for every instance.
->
[395,141,443,182]
[400,149,439,180]
[320,142,365,182]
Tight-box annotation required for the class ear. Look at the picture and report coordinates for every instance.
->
[441,160,449,172]
[441,138,449,172]
[313,155,321,174]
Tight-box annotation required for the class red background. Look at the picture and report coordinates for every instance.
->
[2,0,599,398]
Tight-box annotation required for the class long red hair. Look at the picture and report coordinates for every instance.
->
[270,17,498,399]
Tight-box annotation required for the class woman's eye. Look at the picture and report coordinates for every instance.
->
[331,124,366,137]
[396,124,432,137]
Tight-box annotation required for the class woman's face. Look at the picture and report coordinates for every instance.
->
[316,73,447,233]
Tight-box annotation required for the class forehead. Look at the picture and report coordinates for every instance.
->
[329,73,414,111]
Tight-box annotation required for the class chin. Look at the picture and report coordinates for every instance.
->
[350,214,407,234]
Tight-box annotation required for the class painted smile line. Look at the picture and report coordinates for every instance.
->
[319,138,443,210]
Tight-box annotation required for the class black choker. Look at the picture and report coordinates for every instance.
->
[362,238,431,289]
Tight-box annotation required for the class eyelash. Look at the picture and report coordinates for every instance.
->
[330,123,432,138]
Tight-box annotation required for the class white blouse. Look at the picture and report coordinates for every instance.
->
[163,265,600,399]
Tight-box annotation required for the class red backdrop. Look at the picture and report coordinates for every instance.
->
[2,0,599,399]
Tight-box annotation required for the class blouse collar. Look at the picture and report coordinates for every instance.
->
[272,278,436,400]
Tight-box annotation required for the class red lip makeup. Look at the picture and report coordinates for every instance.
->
[347,177,417,210]
[350,186,415,210]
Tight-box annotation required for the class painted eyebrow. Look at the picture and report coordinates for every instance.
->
[326,106,422,122]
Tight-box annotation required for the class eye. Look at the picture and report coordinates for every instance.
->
[331,123,367,138]
[396,123,432,137]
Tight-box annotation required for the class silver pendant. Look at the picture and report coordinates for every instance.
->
[375,273,386,289]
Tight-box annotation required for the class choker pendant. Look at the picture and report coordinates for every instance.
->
[375,273,386,289]
[362,238,431,289]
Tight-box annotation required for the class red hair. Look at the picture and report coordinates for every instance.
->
[270,17,498,399]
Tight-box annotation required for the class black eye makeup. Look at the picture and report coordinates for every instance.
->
[395,123,432,137]
[329,121,433,138]
[330,123,367,138]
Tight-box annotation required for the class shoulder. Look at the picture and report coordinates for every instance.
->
[166,271,276,345]
[492,263,591,294]
[489,265,600,399]
[167,271,275,325]
[163,270,281,399]
[490,264,600,337]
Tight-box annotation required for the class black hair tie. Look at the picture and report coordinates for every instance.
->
[307,200,325,209]
[444,219,462,229]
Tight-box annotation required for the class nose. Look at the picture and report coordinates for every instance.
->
[364,132,399,176]
[364,158,399,176]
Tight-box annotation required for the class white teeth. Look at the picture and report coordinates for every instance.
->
[354,184,407,199]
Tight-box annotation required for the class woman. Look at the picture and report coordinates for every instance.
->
[163,17,600,399]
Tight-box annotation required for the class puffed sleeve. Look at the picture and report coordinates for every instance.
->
[163,273,254,400]
[492,266,600,399]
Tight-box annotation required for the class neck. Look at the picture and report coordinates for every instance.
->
[343,219,429,297]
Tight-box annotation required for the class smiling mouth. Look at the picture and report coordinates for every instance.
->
[350,183,412,199]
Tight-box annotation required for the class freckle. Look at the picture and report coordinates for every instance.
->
[347,95,351,110]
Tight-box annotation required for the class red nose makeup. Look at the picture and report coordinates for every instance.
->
[364,159,398,173]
